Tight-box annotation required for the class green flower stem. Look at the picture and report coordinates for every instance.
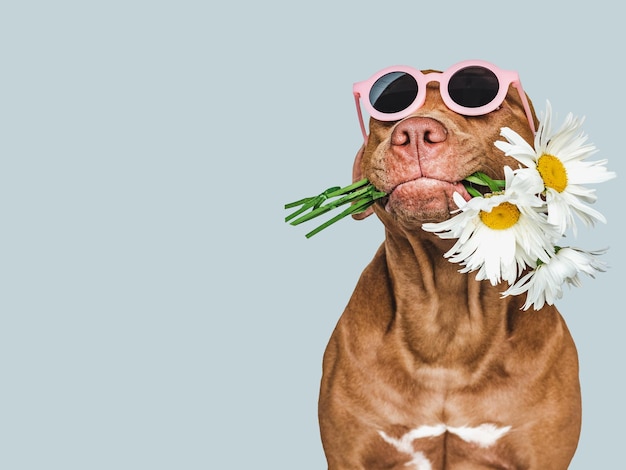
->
[284,186,341,222]
[285,178,385,237]
[302,197,379,239]
[464,186,484,198]
[290,185,373,225]
[462,172,505,194]
[285,172,504,238]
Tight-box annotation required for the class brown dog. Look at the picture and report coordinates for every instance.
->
[318,65,581,469]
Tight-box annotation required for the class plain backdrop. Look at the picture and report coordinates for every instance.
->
[1,1,623,469]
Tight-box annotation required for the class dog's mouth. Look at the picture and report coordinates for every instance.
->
[385,177,471,204]
[379,177,471,222]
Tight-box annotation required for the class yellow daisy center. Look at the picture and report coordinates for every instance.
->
[479,202,521,230]
[537,154,568,192]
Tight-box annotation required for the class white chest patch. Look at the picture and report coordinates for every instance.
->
[446,423,511,447]
[379,423,511,470]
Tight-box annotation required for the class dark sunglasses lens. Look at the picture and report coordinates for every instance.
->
[448,66,499,108]
[369,72,418,114]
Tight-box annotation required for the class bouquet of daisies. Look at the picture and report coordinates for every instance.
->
[285,102,616,310]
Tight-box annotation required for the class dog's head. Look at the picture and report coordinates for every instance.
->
[353,65,537,230]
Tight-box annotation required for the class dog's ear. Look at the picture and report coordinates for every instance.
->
[351,145,374,220]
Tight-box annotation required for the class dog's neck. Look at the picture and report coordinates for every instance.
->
[380,224,519,375]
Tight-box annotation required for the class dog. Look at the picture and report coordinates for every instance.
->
[318,62,581,469]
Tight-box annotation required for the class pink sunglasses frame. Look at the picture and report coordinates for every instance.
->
[353,59,536,143]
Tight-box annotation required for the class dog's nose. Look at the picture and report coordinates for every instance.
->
[390,117,448,158]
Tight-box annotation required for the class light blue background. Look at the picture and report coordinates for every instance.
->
[1,1,622,468]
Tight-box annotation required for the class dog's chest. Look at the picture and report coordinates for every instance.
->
[374,423,518,469]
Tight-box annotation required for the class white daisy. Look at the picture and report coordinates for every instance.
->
[502,247,608,310]
[422,167,559,286]
[495,101,616,235]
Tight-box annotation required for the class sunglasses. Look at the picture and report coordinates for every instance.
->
[353,60,536,142]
